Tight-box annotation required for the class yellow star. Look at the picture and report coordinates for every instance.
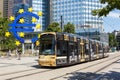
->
[9,16,15,21]
[31,17,37,23]
[19,32,25,37]
[36,41,40,46]
[38,34,41,38]
[38,11,42,16]
[18,9,24,14]
[36,24,41,29]
[5,32,11,37]
[15,41,21,46]
[28,7,33,12]
[19,18,24,23]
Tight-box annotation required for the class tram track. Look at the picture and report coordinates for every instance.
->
[94,59,120,73]
[4,53,120,80]
[93,59,120,80]
[50,53,120,80]
[5,69,54,80]
[0,68,37,76]
[0,62,55,78]
[0,66,55,80]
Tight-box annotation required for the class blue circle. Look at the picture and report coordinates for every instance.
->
[9,12,39,43]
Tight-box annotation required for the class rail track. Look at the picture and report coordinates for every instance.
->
[2,53,120,80]
[50,53,120,80]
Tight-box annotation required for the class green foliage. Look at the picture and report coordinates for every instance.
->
[109,33,118,47]
[0,17,16,51]
[92,0,120,17]
[45,22,62,32]
[63,22,75,34]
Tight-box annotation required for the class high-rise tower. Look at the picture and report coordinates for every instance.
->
[13,0,32,24]
[51,0,103,32]
[32,0,50,31]
[0,0,9,17]
[8,0,14,18]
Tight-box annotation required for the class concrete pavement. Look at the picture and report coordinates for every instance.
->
[0,52,120,80]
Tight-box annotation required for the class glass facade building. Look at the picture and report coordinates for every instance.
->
[8,0,14,18]
[51,0,103,33]
[0,0,9,17]
[32,0,50,31]
[10,0,105,54]
[13,0,32,23]
[12,0,50,31]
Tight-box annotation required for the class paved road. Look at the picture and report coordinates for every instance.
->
[0,52,120,80]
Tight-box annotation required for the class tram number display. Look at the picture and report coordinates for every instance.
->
[41,34,54,41]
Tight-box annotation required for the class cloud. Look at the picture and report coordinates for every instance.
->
[107,12,120,18]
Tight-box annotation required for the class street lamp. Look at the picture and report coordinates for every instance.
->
[60,15,63,32]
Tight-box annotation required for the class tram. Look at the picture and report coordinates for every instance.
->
[38,32,109,67]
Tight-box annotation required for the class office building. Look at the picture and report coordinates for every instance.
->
[32,0,50,31]
[12,0,50,31]
[0,0,4,17]
[8,0,14,18]
[0,0,9,17]
[9,0,105,54]
[50,0,103,33]
[13,0,32,23]
[11,0,50,54]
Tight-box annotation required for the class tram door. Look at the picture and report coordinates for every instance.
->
[98,43,104,58]
[80,39,85,61]
[68,42,78,64]
[95,43,99,58]
[84,40,89,60]
[68,37,78,64]
[91,42,96,60]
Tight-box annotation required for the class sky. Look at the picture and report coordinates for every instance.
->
[103,10,120,33]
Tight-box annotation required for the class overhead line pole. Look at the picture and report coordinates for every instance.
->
[60,16,63,32]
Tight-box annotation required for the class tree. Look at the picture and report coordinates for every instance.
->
[63,22,75,34]
[45,22,62,32]
[109,33,118,47]
[92,0,120,17]
[0,17,16,51]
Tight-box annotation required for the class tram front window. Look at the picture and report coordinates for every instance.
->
[40,34,55,55]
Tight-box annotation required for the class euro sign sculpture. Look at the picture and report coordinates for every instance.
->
[9,11,40,43]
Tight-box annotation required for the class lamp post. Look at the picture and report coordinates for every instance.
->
[60,15,63,32]
[88,25,91,60]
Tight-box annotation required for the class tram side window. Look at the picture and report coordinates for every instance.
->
[74,43,78,55]
[57,41,67,56]
[93,43,97,54]
[69,42,78,55]
[85,43,89,55]
[92,43,95,52]
[69,42,74,55]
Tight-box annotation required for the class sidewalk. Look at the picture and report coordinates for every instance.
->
[0,56,38,65]
[108,51,120,54]
[0,52,38,58]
